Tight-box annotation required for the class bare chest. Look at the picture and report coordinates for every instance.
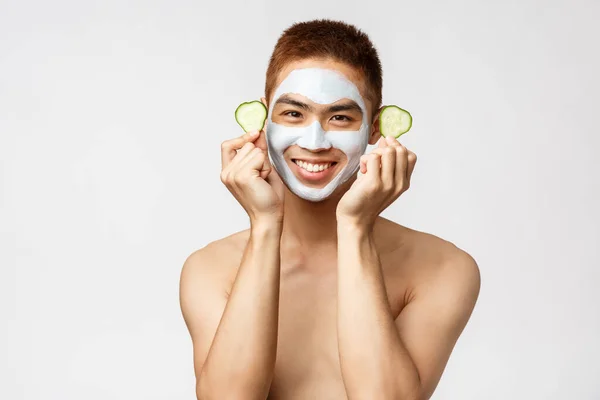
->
[268,257,407,399]
[268,264,343,399]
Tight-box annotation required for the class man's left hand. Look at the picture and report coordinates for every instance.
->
[336,135,417,228]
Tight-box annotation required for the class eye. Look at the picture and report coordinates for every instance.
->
[283,111,302,118]
[331,115,352,121]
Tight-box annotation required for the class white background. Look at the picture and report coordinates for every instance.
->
[1,0,599,399]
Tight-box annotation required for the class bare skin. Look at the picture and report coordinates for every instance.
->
[180,58,480,400]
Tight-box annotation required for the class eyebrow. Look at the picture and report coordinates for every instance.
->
[274,94,363,115]
[326,101,363,115]
[274,95,315,111]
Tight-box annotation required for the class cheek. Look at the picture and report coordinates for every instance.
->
[326,130,369,160]
[266,123,303,156]
[269,110,283,124]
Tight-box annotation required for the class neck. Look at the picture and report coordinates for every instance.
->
[281,186,345,248]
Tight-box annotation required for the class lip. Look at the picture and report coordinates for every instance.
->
[288,158,339,185]
[292,157,337,164]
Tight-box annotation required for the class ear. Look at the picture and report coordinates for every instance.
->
[260,96,269,131]
[368,105,385,145]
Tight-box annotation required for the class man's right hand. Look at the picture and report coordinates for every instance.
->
[220,129,283,224]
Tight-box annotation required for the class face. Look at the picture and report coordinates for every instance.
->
[265,59,376,202]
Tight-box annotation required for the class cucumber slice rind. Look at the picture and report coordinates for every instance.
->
[379,105,412,138]
[235,101,268,132]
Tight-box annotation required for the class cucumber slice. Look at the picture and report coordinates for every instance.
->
[379,105,412,138]
[235,101,267,132]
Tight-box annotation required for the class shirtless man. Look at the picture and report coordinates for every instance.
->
[179,19,480,400]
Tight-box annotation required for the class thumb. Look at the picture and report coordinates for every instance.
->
[254,129,267,149]
[255,130,272,166]
[259,161,271,180]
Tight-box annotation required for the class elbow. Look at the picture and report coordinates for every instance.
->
[196,373,221,400]
[403,369,426,400]
[196,378,230,400]
[196,375,266,400]
[402,386,426,400]
[195,377,209,400]
[195,369,227,400]
[196,379,225,400]
[407,393,424,400]
[396,380,425,400]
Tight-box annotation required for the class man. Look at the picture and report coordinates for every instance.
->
[180,19,480,400]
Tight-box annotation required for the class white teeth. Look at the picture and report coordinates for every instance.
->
[294,160,332,173]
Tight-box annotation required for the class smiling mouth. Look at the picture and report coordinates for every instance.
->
[289,158,339,185]
[291,159,338,173]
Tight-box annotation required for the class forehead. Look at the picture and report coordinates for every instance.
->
[271,68,366,113]
[272,58,369,104]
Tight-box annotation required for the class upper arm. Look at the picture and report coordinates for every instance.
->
[395,249,481,399]
[179,246,230,381]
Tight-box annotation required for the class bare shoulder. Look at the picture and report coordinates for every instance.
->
[179,229,251,349]
[178,230,251,379]
[180,229,250,299]
[375,217,481,305]
[182,229,250,268]
[376,220,480,398]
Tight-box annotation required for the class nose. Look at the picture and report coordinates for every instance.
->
[296,121,332,151]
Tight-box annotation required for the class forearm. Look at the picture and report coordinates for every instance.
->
[199,219,282,399]
[336,222,421,400]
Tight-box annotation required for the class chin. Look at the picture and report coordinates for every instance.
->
[329,176,355,199]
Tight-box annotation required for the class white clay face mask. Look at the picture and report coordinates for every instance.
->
[266,67,370,202]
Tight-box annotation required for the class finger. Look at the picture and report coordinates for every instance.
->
[231,147,261,189]
[365,153,382,178]
[254,129,267,151]
[254,129,272,166]
[221,130,260,168]
[395,144,409,183]
[223,142,256,189]
[257,147,272,180]
[377,136,387,149]
[385,135,400,147]
[238,147,266,178]
[379,146,396,188]
[407,150,417,180]
[359,154,369,174]
[259,165,271,180]
[233,141,257,164]
[226,142,257,182]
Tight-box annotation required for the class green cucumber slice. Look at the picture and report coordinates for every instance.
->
[235,101,267,132]
[379,105,412,138]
